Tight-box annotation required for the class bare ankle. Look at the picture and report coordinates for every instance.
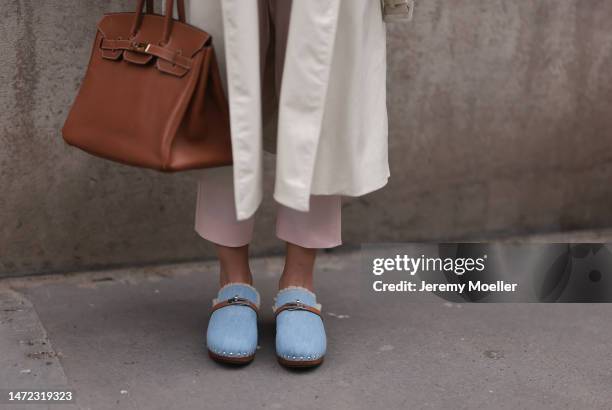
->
[216,244,252,287]
[220,270,253,287]
[279,274,313,291]
[279,243,317,291]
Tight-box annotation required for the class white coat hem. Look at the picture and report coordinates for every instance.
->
[274,172,390,213]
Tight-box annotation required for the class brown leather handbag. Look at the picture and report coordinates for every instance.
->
[62,0,232,172]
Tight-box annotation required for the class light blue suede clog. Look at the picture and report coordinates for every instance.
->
[206,283,260,365]
[273,287,326,368]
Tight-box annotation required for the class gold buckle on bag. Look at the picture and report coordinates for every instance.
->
[132,42,151,53]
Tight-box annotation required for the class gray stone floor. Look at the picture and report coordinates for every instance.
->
[1,247,612,410]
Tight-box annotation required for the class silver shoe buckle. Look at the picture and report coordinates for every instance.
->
[284,300,307,311]
[227,295,248,305]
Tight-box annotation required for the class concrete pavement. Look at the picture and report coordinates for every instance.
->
[1,249,611,409]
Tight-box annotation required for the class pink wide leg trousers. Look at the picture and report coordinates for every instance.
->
[195,167,342,249]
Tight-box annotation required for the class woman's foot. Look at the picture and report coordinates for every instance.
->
[273,287,326,368]
[206,283,260,365]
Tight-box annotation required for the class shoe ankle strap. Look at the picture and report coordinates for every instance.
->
[211,296,259,316]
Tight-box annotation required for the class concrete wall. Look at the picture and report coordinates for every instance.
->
[2,0,612,277]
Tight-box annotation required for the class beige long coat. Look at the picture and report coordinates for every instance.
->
[186,0,389,220]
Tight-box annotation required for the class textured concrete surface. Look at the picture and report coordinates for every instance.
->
[381,0,612,242]
[0,288,78,410]
[1,249,611,410]
[2,0,612,277]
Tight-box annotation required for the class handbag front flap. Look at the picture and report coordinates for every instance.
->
[96,13,211,77]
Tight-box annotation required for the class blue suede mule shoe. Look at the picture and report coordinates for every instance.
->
[273,287,326,368]
[206,283,260,365]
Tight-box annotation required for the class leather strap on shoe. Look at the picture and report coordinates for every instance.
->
[211,296,259,316]
[273,301,322,319]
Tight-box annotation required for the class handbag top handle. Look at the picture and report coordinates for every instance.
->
[130,0,186,45]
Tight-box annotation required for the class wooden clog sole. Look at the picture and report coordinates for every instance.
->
[277,356,324,368]
[208,350,255,365]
